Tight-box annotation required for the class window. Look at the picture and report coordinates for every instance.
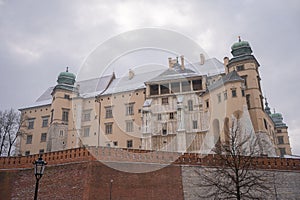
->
[40,133,47,142]
[162,123,167,135]
[82,110,91,121]
[193,120,198,129]
[26,135,32,144]
[39,149,45,154]
[206,100,209,108]
[181,81,191,92]
[160,83,170,94]
[25,151,30,156]
[192,79,202,91]
[105,106,113,118]
[241,75,247,88]
[162,97,168,105]
[28,119,34,129]
[263,119,268,130]
[246,94,251,109]
[150,84,159,95]
[217,94,221,103]
[113,141,118,146]
[277,129,282,133]
[126,103,134,115]
[64,94,70,99]
[58,130,63,137]
[224,91,227,100]
[62,109,69,123]
[277,136,284,144]
[51,109,54,123]
[171,82,180,93]
[279,148,286,157]
[236,65,244,71]
[162,129,167,135]
[127,140,133,148]
[169,112,174,120]
[241,89,245,97]
[83,127,90,137]
[42,117,48,127]
[232,89,237,97]
[105,123,113,134]
[126,121,134,132]
[157,113,162,121]
[188,100,193,111]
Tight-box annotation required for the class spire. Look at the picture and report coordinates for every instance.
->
[264,97,271,115]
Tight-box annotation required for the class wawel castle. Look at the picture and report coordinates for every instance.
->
[17,39,292,157]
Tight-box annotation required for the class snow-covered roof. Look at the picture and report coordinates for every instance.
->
[146,58,224,83]
[102,70,163,95]
[19,58,224,110]
[207,70,244,91]
[283,155,300,159]
[19,74,114,110]
[190,57,225,76]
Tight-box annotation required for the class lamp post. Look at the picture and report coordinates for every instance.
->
[109,179,113,200]
[33,155,47,200]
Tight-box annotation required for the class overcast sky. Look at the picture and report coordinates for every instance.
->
[0,0,299,154]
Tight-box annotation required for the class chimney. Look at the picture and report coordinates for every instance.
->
[223,57,229,66]
[168,57,172,68]
[128,69,135,80]
[180,55,185,70]
[200,53,205,65]
[223,57,229,74]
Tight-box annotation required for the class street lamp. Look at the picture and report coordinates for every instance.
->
[33,155,47,200]
[109,179,113,200]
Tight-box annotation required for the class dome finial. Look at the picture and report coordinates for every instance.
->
[238,36,241,42]
[264,97,271,115]
[66,67,69,72]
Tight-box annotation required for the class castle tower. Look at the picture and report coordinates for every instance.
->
[270,109,292,156]
[226,37,271,137]
[47,68,77,152]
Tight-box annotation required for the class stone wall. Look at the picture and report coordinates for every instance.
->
[181,166,300,200]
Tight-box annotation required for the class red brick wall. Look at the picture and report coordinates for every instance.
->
[88,162,183,200]
[1,161,183,200]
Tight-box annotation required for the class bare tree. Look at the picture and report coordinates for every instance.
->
[196,113,273,199]
[0,109,25,156]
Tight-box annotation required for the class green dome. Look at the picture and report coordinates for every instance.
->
[270,113,282,118]
[57,71,76,85]
[231,37,253,57]
[270,112,287,128]
[231,40,250,50]
[56,68,76,91]
[58,71,76,80]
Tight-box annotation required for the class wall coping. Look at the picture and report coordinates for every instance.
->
[0,146,299,171]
